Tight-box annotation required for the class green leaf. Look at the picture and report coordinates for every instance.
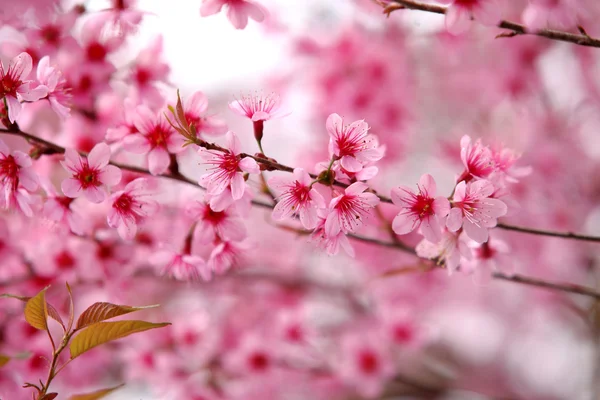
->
[0,354,10,367]
[24,287,49,330]
[68,384,124,400]
[70,320,170,359]
[76,302,160,330]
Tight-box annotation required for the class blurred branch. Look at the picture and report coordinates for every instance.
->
[382,0,600,48]
[496,223,600,243]
[493,272,600,300]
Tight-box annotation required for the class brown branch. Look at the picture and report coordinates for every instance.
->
[497,223,600,243]
[385,0,600,48]
[493,272,600,300]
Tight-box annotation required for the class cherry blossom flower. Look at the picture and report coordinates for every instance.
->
[180,91,227,137]
[60,143,122,203]
[123,105,186,175]
[41,180,87,235]
[208,239,250,275]
[446,180,507,243]
[128,37,170,107]
[0,138,38,201]
[438,0,502,35]
[224,334,275,375]
[336,331,395,398]
[311,212,355,257]
[186,199,246,244]
[151,248,210,282]
[105,98,139,143]
[327,113,383,173]
[0,52,48,122]
[522,0,578,31]
[92,0,146,36]
[325,182,380,237]
[416,229,472,274]
[459,135,495,181]
[391,174,450,243]
[491,146,532,183]
[107,178,159,240]
[198,131,259,200]
[36,56,71,119]
[200,0,268,30]
[461,236,512,282]
[269,168,326,229]
[229,92,288,122]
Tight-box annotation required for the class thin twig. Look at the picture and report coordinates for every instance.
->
[493,272,600,300]
[385,0,600,48]
[496,223,600,243]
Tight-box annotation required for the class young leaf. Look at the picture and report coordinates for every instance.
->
[66,282,74,332]
[40,393,58,400]
[75,302,160,330]
[68,384,124,400]
[70,320,170,359]
[0,354,10,367]
[3,291,64,330]
[24,287,49,330]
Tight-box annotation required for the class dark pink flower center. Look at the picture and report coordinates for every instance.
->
[74,163,100,188]
[285,325,303,342]
[290,181,310,205]
[87,42,107,62]
[455,0,478,7]
[336,134,364,158]
[57,196,74,209]
[147,126,170,148]
[248,351,270,371]
[393,324,414,344]
[114,193,134,213]
[135,67,151,86]
[41,25,61,45]
[411,194,435,219]
[203,206,226,225]
[358,350,379,375]
[219,152,241,175]
[0,71,22,98]
[0,155,19,188]
[54,250,76,270]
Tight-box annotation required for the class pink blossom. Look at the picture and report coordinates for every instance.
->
[327,113,383,173]
[416,229,472,274]
[336,331,395,398]
[123,105,186,175]
[459,135,496,181]
[0,52,48,122]
[92,0,146,36]
[41,181,88,235]
[129,37,170,107]
[311,212,355,257]
[391,174,450,243]
[224,334,274,375]
[491,145,532,183]
[439,0,502,35]
[0,138,38,202]
[36,56,71,119]
[79,18,123,66]
[180,91,227,137]
[198,131,259,200]
[0,186,40,217]
[105,98,139,143]
[446,180,507,243]
[151,248,210,282]
[229,92,288,122]
[325,182,380,236]
[461,236,512,281]
[522,0,578,31]
[208,239,250,275]
[186,199,246,244]
[269,168,325,229]
[107,178,159,240]
[200,0,268,30]
[61,143,122,203]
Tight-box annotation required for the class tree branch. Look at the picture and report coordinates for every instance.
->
[384,0,600,48]
[493,272,600,300]
[496,223,600,243]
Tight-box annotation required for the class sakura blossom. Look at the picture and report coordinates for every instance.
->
[327,113,383,173]
[36,56,71,119]
[0,52,47,122]
[438,0,502,35]
[107,178,159,240]
[123,105,186,175]
[60,143,122,203]
[229,92,288,122]
[416,228,472,274]
[200,0,268,29]
[269,168,325,229]
[151,248,210,282]
[179,90,227,137]
[325,182,380,237]
[391,174,450,243]
[459,134,496,181]
[198,131,259,200]
[0,138,38,201]
[446,180,508,243]
[186,198,246,244]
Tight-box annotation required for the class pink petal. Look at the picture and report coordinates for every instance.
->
[194,222,215,244]
[433,197,451,217]
[392,212,419,235]
[226,131,241,154]
[345,182,368,195]
[419,174,437,196]
[390,186,414,207]
[360,192,380,207]
[251,111,270,121]
[452,181,467,202]
[83,185,107,203]
[200,0,227,16]
[88,143,111,168]
[19,85,48,101]
[6,96,21,123]
[230,172,245,200]
[326,113,343,138]
[220,219,246,241]
[472,0,501,26]
[107,206,121,228]
[445,4,472,35]
[299,207,318,230]
[325,212,341,237]
[420,215,442,243]
[228,100,248,117]
[272,200,293,221]
[239,157,259,174]
[446,207,463,232]
[243,1,268,22]
[187,91,208,113]
[99,165,122,187]
[61,178,82,198]
[148,147,170,175]
[11,52,33,80]
[340,155,363,173]
[463,220,489,244]
[117,216,137,240]
[133,105,157,134]
[123,134,152,154]
[227,4,250,29]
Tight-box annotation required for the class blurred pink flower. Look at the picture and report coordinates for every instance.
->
[151,248,210,282]
[124,105,185,175]
[269,168,325,229]
[181,91,227,137]
[325,182,380,236]
[416,229,471,274]
[327,113,383,173]
[61,143,122,203]
[36,56,71,119]
[200,0,268,30]
[198,131,259,200]
[311,211,355,257]
[208,239,250,275]
[459,135,496,180]
[439,0,502,35]
[108,178,159,240]
[391,174,450,243]
[0,52,48,122]
[186,199,246,244]
[522,0,578,31]
[446,180,507,243]
[0,138,38,201]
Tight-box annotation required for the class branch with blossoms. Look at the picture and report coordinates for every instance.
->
[379,0,600,47]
